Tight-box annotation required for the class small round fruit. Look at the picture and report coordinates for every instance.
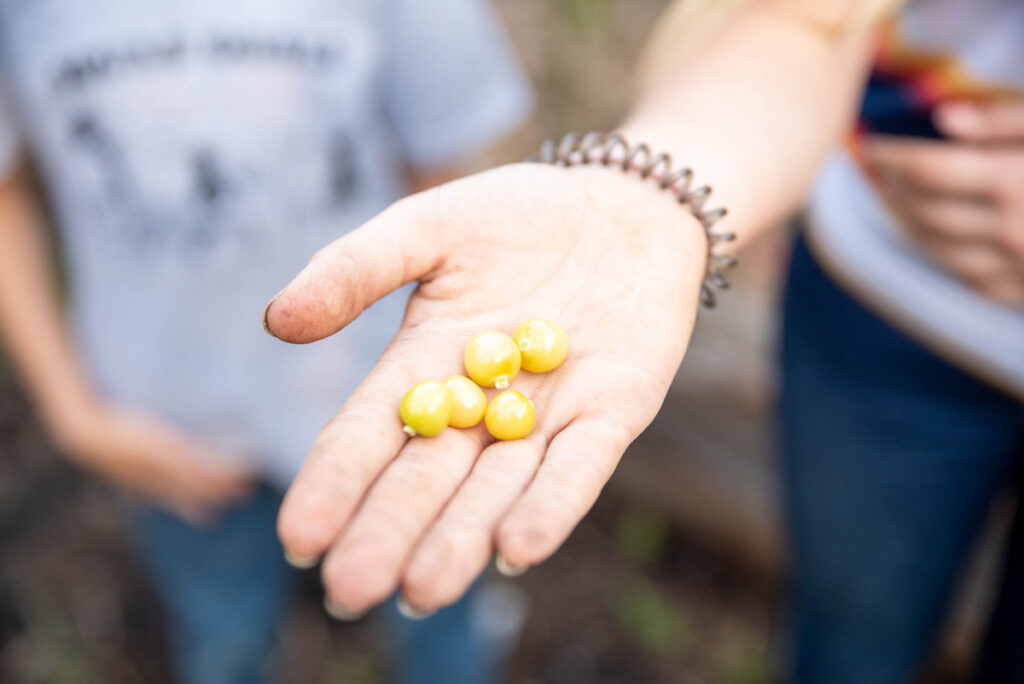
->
[400,380,453,437]
[485,390,535,441]
[444,375,487,428]
[514,319,568,373]
[464,331,521,389]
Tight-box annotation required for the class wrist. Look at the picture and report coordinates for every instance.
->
[46,392,107,459]
[527,131,734,306]
[571,163,709,265]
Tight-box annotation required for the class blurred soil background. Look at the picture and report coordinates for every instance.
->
[0,1,1003,682]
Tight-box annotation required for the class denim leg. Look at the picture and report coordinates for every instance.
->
[126,485,298,684]
[780,237,1024,684]
[977,476,1024,683]
[381,585,494,684]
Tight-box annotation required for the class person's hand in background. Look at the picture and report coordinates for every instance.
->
[271,163,709,616]
[865,98,1024,306]
[0,168,255,527]
[55,400,256,526]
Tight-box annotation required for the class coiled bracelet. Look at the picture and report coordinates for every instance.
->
[527,132,736,308]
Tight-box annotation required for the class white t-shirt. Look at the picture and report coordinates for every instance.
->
[806,0,1024,399]
[0,0,532,485]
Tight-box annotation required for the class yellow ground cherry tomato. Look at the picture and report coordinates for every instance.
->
[464,331,521,389]
[444,375,487,428]
[400,380,453,437]
[513,319,568,373]
[485,390,535,441]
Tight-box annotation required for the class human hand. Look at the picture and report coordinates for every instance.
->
[57,402,256,525]
[270,162,711,616]
[864,98,1024,306]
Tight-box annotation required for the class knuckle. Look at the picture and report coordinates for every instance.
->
[335,249,374,317]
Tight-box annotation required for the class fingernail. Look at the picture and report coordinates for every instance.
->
[495,554,527,577]
[323,596,367,621]
[262,293,281,339]
[396,594,437,621]
[283,549,320,569]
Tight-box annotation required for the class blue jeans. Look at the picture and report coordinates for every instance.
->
[780,237,1024,683]
[128,485,493,684]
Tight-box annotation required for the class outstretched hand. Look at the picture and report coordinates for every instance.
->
[269,162,709,616]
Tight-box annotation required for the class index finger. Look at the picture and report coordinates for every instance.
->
[264,192,444,345]
[863,136,997,200]
[277,333,455,565]
[936,98,1024,144]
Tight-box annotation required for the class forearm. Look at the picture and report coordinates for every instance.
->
[0,168,99,447]
[620,1,877,250]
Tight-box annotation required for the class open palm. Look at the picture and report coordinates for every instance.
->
[270,162,710,615]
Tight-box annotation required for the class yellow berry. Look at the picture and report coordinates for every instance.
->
[400,380,453,437]
[464,331,521,389]
[485,390,535,441]
[444,375,487,428]
[513,319,568,373]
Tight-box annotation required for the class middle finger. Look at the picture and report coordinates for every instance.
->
[885,181,1000,244]
[866,136,996,200]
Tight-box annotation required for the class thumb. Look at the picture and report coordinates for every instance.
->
[935,98,1024,143]
[263,194,445,344]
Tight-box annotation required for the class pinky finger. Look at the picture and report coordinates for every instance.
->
[495,416,634,570]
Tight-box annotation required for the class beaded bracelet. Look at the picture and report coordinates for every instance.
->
[527,132,736,308]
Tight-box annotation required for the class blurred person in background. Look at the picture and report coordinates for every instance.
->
[265,0,1024,682]
[0,1,531,683]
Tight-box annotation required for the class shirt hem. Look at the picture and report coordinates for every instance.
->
[802,216,1024,404]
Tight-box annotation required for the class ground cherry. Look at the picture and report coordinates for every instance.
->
[400,380,453,437]
[485,390,535,440]
[444,375,487,428]
[464,331,521,389]
[514,319,568,373]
